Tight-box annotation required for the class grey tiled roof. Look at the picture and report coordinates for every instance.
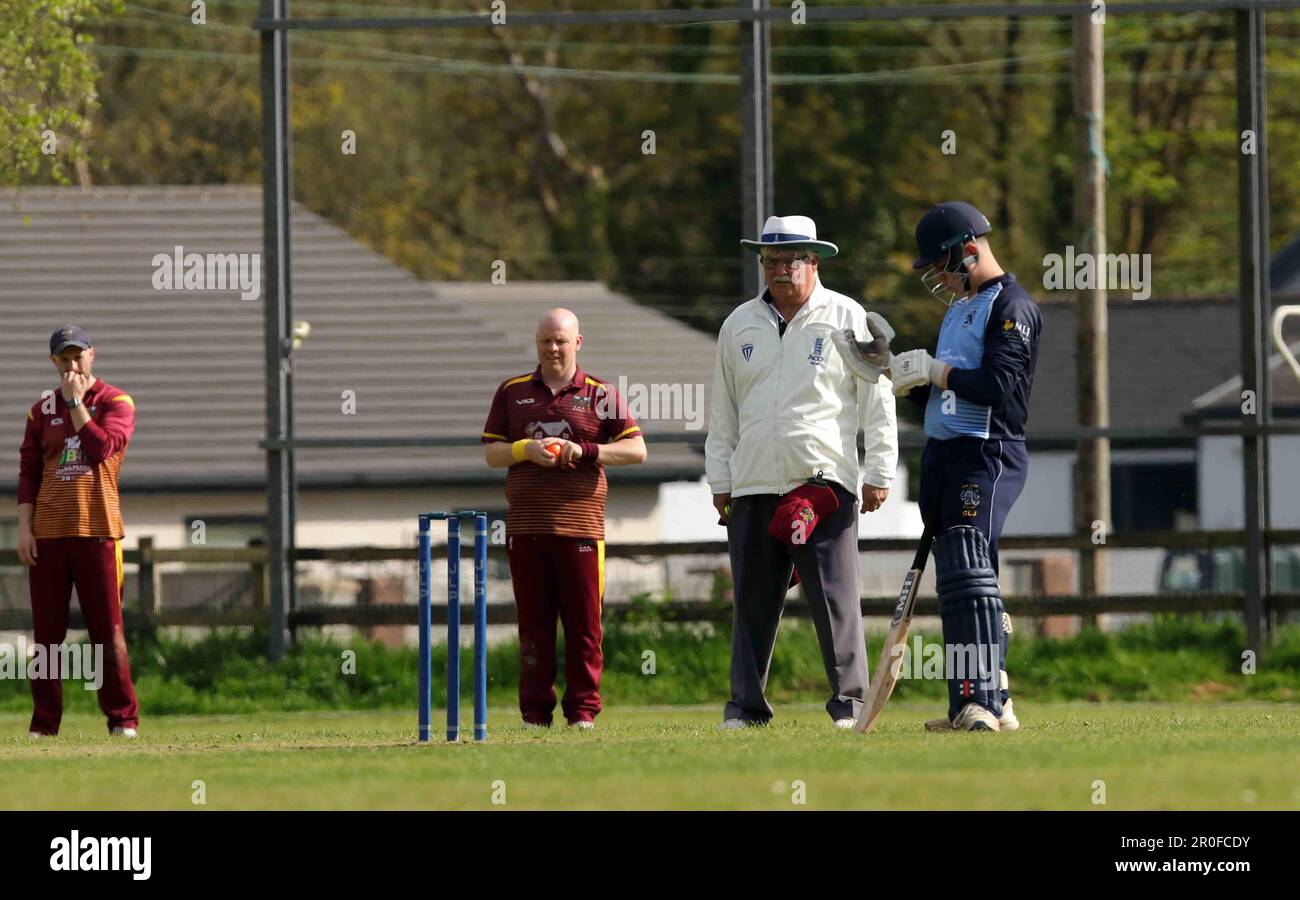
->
[0,186,709,491]
[1028,297,1300,433]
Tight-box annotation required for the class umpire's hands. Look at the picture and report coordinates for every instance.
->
[713,492,731,526]
[861,484,889,512]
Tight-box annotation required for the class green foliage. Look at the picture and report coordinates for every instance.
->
[2,616,1296,717]
[0,0,123,185]
[50,1,1300,348]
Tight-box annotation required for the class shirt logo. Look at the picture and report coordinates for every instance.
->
[1003,319,1031,342]
[963,309,978,327]
[572,396,591,410]
[526,420,574,440]
[515,397,535,405]
[56,436,90,481]
[51,417,63,425]
[808,336,826,366]
[741,343,754,362]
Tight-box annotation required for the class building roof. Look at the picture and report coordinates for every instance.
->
[1028,298,1239,434]
[0,186,710,492]
[1187,309,1300,420]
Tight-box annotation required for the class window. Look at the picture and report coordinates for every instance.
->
[1110,462,1197,532]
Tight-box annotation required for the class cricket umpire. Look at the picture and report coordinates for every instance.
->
[707,215,898,729]
[855,202,1042,732]
[18,326,141,737]
[482,308,646,729]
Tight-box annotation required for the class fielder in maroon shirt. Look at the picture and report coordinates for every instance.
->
[482,308,646,728]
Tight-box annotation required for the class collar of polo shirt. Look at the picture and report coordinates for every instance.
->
[532,364,588,393]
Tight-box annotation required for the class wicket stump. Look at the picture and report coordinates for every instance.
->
[418,510,489,743]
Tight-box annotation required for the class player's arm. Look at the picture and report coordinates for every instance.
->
[704,319,739,521]
[589,431,646,466]
[944,293,1037,408]
[484,439,562,468]
[17,408,42,566]
[74,392,136,464]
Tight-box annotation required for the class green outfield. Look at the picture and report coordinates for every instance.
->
[3,703,1298,811]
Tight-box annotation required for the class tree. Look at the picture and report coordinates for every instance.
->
[0,0,122,185]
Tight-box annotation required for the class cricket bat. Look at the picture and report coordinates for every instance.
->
[855,523,936,733]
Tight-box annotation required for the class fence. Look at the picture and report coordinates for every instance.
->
[0,530,1297,637]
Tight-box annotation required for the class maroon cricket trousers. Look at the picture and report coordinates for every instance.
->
[506,534,604,725]
[28,537,140,735]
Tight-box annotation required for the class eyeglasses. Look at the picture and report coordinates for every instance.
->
[759,254,815,269]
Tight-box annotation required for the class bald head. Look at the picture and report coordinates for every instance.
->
[538,308,580,338]
[536,307,583,386]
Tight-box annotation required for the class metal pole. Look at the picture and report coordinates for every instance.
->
[1072,11,1110,629]
[417,515,431,742]
[1236,7,1270,653]
[474,513,488,742]
[260,0,293,661]
[739,0,773,300]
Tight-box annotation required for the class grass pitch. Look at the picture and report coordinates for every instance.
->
[3,702,1298,810]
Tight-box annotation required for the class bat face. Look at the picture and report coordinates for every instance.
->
[855,567,922,733]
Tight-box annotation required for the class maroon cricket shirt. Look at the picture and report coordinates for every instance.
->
[481,366,640,539]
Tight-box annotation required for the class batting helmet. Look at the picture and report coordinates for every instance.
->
[911,201,991,271]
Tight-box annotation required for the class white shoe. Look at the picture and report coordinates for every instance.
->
[718,718,758,730]
[568,720,594,731]
[110,726,138,738]
[27,731,44,740]
[951,703,1000,732]
[521,721,549,730]
[926,699,1018,732]
[833,718,856,730]
[998,698,1019,732]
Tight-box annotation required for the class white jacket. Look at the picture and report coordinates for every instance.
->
[705,279,899,498]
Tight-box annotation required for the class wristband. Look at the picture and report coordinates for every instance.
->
[578,441,600,465]
[511,439,530,463]
[65,396,82,409]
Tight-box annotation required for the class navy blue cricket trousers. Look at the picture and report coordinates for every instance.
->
[919,436,1029,570]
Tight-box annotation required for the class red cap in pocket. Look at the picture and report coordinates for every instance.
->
[768,482,840,547]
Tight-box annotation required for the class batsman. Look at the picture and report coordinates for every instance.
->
[839,202,1041,732]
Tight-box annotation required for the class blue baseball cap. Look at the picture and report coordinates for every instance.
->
[50,325,92,355]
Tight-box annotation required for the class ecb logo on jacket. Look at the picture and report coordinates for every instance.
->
[808,336,825,367]
[741,343,754,362]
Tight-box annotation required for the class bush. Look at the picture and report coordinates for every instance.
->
[0,616,1295,715]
